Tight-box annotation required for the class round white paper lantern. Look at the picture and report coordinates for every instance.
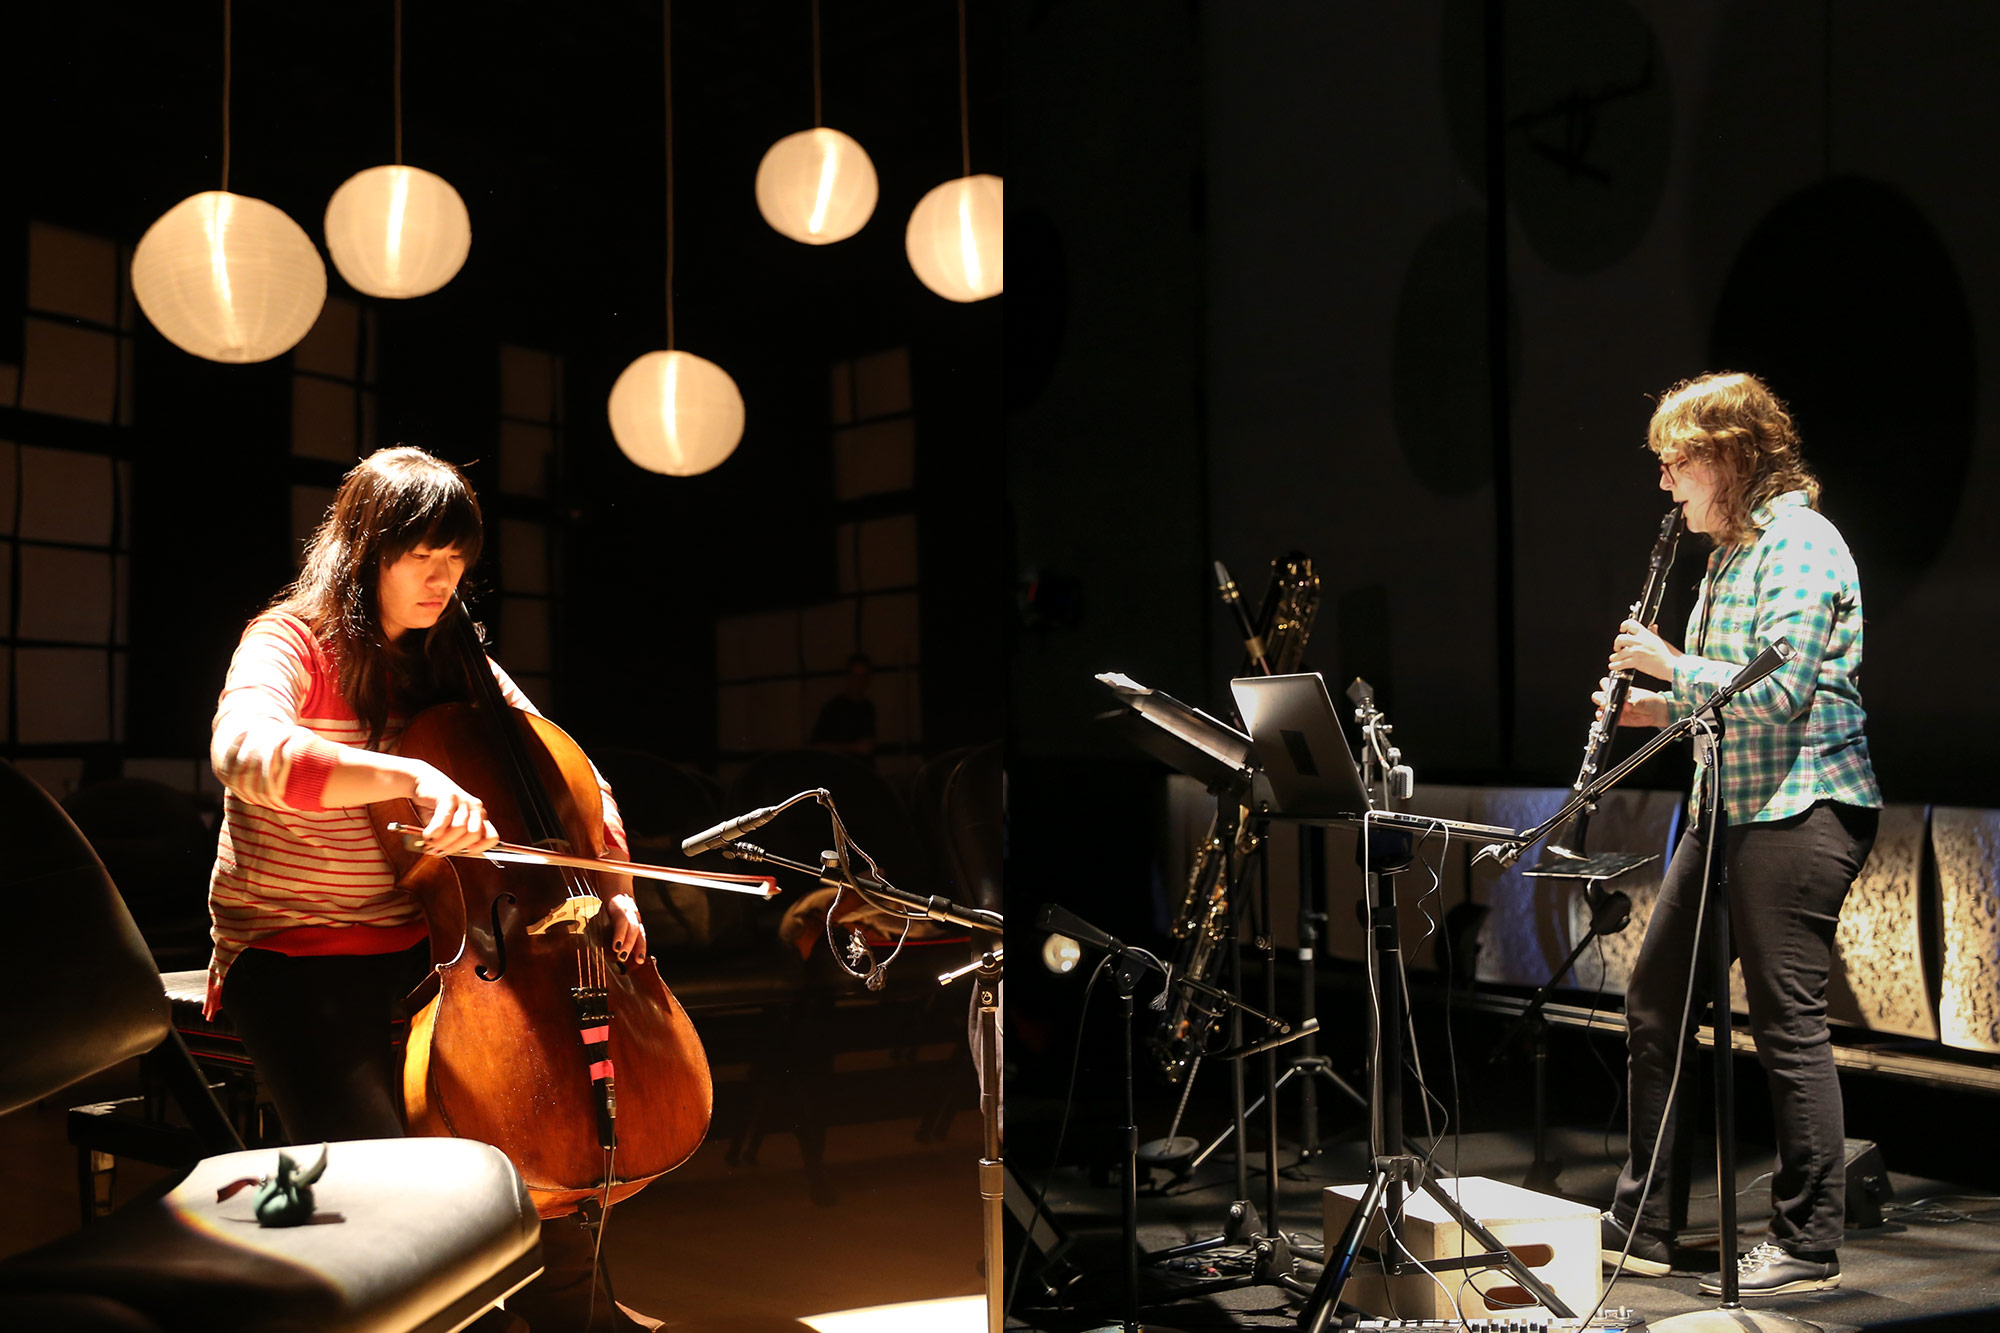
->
[130,191,328,363]
[324,164,473,299]
[608,350,745,476]
[905,173,1003,302]
[754,128,879,245]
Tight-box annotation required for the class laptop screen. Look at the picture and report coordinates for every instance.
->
[1229,673,1373,819]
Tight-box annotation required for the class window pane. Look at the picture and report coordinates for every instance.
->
[500,595,551,673]
[859,592,919,667]
[500,345,556,423]
[499,420,554,497]
[293,296,360,379]
[501,518,550,595]
[16,646,112,743]
[28,222,118,325]
[715,609,800,682]
[19,446,112,544]
[18,545,114,643]
[852,346,911,418]
[800,599,859,672]
[832,418,916,500]
[292,376,358,461]
[21,319,117,423]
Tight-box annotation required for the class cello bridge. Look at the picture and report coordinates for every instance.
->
[527,896,602,936]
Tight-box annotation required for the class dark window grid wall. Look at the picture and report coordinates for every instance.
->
[4,222,139,791]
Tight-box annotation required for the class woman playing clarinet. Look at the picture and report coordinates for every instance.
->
[1595,371,1881,1297]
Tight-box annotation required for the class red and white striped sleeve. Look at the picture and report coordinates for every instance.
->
[210,613,347,813]
[486,656,630,859]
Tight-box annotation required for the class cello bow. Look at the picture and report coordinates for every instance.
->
[383,823,780,898]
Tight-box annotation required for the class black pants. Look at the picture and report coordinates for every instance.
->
[1612,801,1877,1255]
[220,945,649,1332]
[220,944,429,1143]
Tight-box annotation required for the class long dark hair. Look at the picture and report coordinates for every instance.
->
[275,446,485,746]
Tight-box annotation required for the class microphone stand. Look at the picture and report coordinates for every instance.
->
[1035,904,1192,1333]
[1649,710,1818,1333]
[709,814,1006,1331]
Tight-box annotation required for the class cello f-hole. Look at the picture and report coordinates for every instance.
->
[475,892,519,980]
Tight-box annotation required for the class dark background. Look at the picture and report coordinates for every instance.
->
[1004,0,2000,1180]
[3,0,1004,772]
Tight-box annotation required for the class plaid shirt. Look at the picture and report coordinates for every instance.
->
[1667,491,1882,823]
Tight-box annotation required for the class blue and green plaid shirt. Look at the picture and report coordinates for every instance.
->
[1668,490,1882,823]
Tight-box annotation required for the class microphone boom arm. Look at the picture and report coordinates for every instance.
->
[1475,639,1798,866]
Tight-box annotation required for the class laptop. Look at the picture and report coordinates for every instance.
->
[1228,673,1523,842]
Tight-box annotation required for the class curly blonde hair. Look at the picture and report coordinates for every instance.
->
[1647,371,1819,546]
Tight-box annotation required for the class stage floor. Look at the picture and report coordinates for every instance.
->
[1009,1125,2000,1331]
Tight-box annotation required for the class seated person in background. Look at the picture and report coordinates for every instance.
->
[812,653,878,761]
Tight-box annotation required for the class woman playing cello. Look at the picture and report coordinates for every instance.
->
[206,445,655,1331]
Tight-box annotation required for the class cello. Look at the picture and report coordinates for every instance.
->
[369,595,712,1218]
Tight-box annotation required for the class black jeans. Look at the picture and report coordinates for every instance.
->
[1612,801,1878,1255]
[219,943,431,1143]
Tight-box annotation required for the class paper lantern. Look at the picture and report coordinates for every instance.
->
[905,173,1003,302]
[608,350,745,476]
[324,164,473,299]
[130,191,328,363]
[754,128,879,245]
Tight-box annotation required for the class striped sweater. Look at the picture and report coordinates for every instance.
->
[205,610,627,1018]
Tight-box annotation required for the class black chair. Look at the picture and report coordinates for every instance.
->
[0,760,542,1333]
[60,779,217,974]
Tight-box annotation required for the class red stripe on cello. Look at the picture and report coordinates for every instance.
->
[579,1025,611,1044]
[588,1061,615,1081]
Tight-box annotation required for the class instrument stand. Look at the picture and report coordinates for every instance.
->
[1298,822,1578,1333]
[1651,720,1820,1333]
[1141,825,1321,1305]
[1491,867,1642,1193]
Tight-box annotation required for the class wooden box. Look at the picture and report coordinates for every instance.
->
[1321,1174,1600,1322]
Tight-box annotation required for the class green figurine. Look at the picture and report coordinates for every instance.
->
[216,1144,328,1227]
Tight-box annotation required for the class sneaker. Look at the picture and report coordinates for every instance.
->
[1600,1210,1673,1277]
[1698,1241,1841,1296]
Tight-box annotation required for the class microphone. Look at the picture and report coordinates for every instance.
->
[681,803,788,857]
[1215,1017,1319,1061]
[1724,637,1797,695]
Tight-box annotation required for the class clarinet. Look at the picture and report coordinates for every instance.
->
[1546,508,1683,859]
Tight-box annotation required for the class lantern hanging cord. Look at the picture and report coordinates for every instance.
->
[220,0,232,191]
[393,0,404,164]
[664,0,675,351]
[811,0,822,128]
[957,0,970,176]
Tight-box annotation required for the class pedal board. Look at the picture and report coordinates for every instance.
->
[1342,1312,1645,1332]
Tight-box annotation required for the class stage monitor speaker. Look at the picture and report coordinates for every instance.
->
[1845,1137,1893,1229]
